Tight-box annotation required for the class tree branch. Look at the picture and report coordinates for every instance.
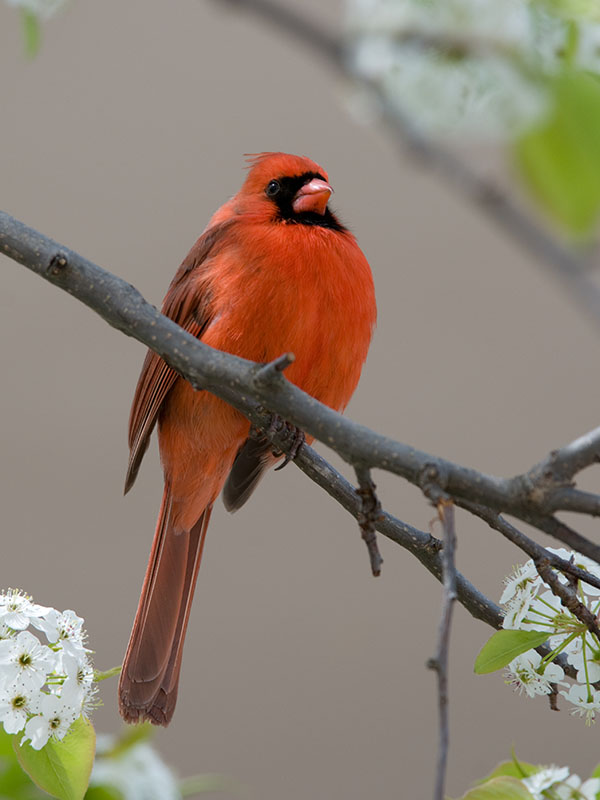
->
[3,209,600,667]
[427,499,457,800]
[3,210,598,536]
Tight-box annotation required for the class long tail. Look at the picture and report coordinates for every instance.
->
[118,487,212,726]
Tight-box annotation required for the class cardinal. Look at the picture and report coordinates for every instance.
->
[118,152,377,725]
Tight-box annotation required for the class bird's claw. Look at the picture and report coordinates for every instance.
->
[265,414,306,470]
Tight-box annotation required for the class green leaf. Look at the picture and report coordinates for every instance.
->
[474,630,549,674]
[590,763,600,779]
[0,728,47,800]
[20,10,41,59]
[458,777,534,800]
[84,787,123,800]
[535,0,600,21]
[515,70,600,236]
[483,759,538,781]
[13,717,96,800]
[179,773,240,795]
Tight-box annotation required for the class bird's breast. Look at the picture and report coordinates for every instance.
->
[201,221,376,412]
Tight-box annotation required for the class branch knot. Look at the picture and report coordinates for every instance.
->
[47,252,68,277]
[418,462,449,504]
[252,352,295,389]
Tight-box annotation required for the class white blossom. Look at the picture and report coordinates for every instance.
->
[38,609,89,661]
[521,590,565,633]
[561,684,600,724]
[565,635,600,684]
[505,651,565,697]
[544,547,600,597]
[500,560,541,604]
[0,681,36,734]
[4,0,69,21]
[496,548,600,723]
[22,693,79,750]
[0,622,15,642]
[61,652,96,716]
[0,630,54,691]
[555,774,600,800]
[0,589,96,747]
[0,589,50,632]
[502,584,539,630]
[523,765,570,797]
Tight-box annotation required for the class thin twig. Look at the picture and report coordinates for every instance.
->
[521,513,600,563]
[549,683,559,711]
[354,465,384,576]
[457,500,600,593]
[427,499,457,800]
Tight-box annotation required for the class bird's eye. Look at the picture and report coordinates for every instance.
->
[266,180,281,197]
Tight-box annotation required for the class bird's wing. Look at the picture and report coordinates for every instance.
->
[222,435,277,512]
[124,220,235,493]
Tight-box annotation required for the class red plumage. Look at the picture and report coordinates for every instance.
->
[119,153,376,725]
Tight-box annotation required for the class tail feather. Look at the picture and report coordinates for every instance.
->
[119,488,212,725]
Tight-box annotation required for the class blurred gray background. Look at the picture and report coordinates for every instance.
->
[2,1,599,797]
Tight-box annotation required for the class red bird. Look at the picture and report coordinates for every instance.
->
[118,153,376,725]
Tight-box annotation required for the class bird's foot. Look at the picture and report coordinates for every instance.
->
[265,414,306,470]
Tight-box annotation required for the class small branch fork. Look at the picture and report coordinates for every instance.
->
[426,496,457,800]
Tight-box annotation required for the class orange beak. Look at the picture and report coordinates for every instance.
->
[292,178,332,215]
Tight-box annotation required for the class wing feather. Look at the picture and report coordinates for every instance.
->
[222,436,276,512]
[124,219,235,493]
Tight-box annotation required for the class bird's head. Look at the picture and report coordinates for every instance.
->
[238,152,345,231]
